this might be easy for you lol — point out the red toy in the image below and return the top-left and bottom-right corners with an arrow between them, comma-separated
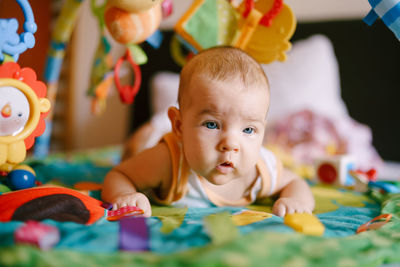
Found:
14,220 -> 60,250
107,206 -> 144,221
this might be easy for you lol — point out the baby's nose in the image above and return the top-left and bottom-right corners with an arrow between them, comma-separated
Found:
218,135 -> 239,152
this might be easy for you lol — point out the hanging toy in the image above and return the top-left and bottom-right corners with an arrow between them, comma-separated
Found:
172,0 -> 238,65
364,0 -> 400,41
88,0 -> 115,115
113,48 -> 142,104
234,0 -> 296,63
0,0 -> 37,62
103,0 -> 170,104
0,62 -> 51,179
105,0 -> 164,14
0,0 -> 50,189
104,0 -> 163,45
88,0 -> 173,112
173,0 -> 296,65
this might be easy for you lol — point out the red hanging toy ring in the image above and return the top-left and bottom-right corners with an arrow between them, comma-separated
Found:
114,49 -> 142,104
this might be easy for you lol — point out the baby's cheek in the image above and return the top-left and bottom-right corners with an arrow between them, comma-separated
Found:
244,143 -> 261,161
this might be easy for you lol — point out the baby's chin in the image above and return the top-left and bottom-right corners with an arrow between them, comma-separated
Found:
204,173 -> 239,186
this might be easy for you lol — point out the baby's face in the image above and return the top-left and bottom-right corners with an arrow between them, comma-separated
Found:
179,75 -> 269,185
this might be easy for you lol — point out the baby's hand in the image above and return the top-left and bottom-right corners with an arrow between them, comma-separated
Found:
112,192 -> 152,217
272,197 -> 313,217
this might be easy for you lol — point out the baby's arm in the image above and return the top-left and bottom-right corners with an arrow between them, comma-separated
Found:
101,142 -> 172,217
102,170 -> 152,216
272,168 -> 315,217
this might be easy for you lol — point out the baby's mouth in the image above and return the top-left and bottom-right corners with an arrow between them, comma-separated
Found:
221,161 -> 233,167
216,161 -> 234,174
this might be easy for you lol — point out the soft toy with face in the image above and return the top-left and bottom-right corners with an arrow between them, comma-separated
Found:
0,86 -> 30,136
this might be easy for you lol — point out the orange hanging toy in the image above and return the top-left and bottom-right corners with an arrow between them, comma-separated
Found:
103,0 -> 165,104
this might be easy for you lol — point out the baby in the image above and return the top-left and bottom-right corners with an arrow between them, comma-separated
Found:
102,46 -> 315,217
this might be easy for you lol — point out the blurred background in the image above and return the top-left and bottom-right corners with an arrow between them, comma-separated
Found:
1,0 -> 398,164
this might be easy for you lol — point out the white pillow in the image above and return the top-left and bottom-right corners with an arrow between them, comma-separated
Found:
150,72 -> 179,114
263,34 -> 349,122
137,72 -> 179,151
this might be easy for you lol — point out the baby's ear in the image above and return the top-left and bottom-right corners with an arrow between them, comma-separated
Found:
168,107 -> 183,140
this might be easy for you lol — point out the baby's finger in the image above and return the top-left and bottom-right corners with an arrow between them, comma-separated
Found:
113,203 -> 119,211
135,197 -> 151,217
272,203 -> 286,217
285,205 -> 295,215
303,207 -> 313,214
291,203 -> 303,214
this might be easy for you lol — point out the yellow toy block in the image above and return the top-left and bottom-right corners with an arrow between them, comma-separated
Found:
284,213 -> 325,236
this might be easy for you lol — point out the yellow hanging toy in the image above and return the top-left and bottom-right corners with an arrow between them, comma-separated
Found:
0,62 -> 51,173
174,0 -> 296,64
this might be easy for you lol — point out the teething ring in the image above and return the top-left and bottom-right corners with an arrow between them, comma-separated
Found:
356,213 -> 392,234
113,49 -> 142,104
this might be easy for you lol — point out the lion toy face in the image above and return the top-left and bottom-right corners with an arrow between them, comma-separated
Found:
0,86 -> 30,137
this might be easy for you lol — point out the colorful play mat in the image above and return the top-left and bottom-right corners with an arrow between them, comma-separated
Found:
0,147 -> 400,266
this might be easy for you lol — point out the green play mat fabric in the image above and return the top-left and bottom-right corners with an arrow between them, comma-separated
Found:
0,147 -> 399,266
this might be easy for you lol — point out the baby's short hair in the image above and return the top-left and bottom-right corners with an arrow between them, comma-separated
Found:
178,46 -> 269,106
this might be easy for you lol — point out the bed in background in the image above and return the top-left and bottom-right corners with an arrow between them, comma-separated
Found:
1,18 -> 400,267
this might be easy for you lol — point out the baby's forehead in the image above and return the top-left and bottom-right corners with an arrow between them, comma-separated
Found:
186,74 -> 269,96
182,75 -> 269,110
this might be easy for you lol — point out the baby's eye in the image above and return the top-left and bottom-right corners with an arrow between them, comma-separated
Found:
203,121 -> 218,129
243,127 -> 255,134
18,112 -> 23,117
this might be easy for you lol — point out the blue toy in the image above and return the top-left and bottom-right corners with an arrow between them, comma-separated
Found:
364,0 -> 400,40
0,0 -> 37,62
7,169 -> 36,190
